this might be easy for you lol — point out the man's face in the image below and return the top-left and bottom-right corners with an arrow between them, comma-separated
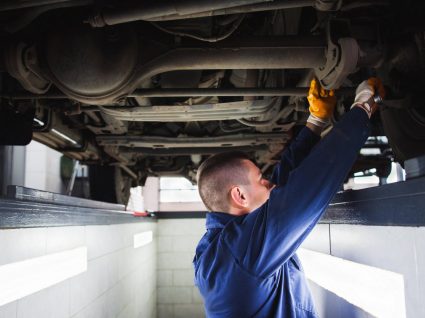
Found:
241,160 -> 275,213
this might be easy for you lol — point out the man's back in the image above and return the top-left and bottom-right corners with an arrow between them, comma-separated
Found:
194,107 -> 372,317
194,211 -> 318,317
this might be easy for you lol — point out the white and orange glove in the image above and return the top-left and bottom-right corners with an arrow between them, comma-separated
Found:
351,77 -> 385,118
307,78 -> 337,128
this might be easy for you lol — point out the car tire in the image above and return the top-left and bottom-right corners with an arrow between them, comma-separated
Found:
89,165 -> 131,205
380,101 -> 425,163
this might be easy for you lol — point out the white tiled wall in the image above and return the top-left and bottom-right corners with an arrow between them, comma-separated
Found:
0,222 -> 157,318
301,224 -> 425,318
154,220 -> 425,318
156,219 -> 205,318
2,217 -> 422,318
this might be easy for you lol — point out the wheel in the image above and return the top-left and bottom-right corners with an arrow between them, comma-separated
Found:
89,165 -> 132,204
379,33 -> 425,163
381,98 -> 425,163
114,166 -> 132,205
0,102 -> 34,145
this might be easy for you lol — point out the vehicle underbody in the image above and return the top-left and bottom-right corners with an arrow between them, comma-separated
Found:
0,0 -> 424,203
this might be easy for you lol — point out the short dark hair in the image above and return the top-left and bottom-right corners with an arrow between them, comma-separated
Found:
197,151 -> 251,212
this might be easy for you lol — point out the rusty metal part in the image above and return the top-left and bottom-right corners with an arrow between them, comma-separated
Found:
50,46 -> 326,105
86,0 -> 342,25
88,0 -> 272,27
98,99 -> 275,122
4,43 -> 51,94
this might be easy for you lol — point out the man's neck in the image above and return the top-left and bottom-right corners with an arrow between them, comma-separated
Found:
228,207 -> 250,216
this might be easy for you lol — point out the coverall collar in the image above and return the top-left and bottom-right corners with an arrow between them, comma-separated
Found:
206,212 -> 237,229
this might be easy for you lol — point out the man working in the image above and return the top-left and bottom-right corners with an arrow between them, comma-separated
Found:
193,77 -> 385,317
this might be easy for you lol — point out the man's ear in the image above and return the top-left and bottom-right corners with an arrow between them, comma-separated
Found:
229,186 -> 248,209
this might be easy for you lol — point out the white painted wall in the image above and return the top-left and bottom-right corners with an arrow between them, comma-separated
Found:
24,141 -> 65,194
0,222 -> 157,318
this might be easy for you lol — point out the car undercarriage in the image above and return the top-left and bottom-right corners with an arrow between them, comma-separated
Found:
0,0 -> 424,203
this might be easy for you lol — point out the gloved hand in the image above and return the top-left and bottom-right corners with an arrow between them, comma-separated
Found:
307,78 -> 337,128
351,77 -> 385,118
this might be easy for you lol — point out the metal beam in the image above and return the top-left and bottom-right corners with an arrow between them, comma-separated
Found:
53,46 -> 326,105
89,0 -> 279,27
128,87 -> 354,98
120,145 -> 268,156
3,86 -> 355,100
96,133 -> 289,148
146,0 -> 316,22
321,177 -> 425,226
7,185 -> 125,210
0,186 -> 154,228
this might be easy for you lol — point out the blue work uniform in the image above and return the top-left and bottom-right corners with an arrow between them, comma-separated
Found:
193,108 -> 371,317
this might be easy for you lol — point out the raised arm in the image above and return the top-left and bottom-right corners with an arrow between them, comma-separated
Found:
271,78 -> 336,186
223,79 -> 384,277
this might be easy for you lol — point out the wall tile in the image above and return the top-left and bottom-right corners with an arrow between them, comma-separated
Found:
133,271 -> 154,302
17,282 -> 69,318
135,287 -> 156,318
117,300 -> 137,318
172,236 -> 200,252
83,294 -> 113,318
157,237 -> 174,253
0,301 -> 17,318
308,280 -> 372,318
69,255 -> 113,315
158,235 -> 199,253
16,290 -> 48,318
192,287 -> 204,304
157,287 -> 192,304
45,226 -> 85,255
156,219 -> 205,315
158,253 -> 194,270
157,270 -> 173,287
157,220 -> 205,237
173,269 -> 194,286
174,304 -> 205,318
414,227 -> 425,318
24,172 -> 47,191
122,223 -> 156,249
330,225 -> 419,318
136,243 -> 155,265
300,224 -> 330,254
157,304 -> 173,318
1,222 -> 156,318
105,253 -> 120,290
0,228 -> 47,266
86,225 -> 122,260
105,284 -> 123,318
117,247 -> 134,280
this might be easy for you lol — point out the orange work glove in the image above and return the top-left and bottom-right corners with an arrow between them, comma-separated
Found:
307,78 -> 337,127
351,77 -> 385,118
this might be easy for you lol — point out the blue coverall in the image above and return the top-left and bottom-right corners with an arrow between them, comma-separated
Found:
193,107 -> 371,317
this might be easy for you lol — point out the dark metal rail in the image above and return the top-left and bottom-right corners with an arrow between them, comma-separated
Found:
3,176 -> 424,227
0,186 -> 154,228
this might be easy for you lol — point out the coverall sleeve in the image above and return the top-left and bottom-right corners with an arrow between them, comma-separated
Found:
222,108 -> 370,277
270,127 -> 320,186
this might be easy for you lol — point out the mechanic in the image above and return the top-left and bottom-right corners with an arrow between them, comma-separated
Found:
193,77 -> 385,317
